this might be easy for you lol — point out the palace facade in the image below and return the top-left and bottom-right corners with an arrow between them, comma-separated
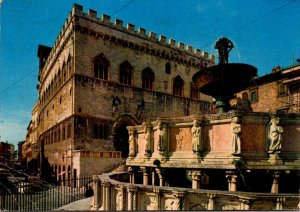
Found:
23,4 -> 215,183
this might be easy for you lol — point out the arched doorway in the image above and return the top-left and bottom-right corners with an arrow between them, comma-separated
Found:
112,114 -> 138,158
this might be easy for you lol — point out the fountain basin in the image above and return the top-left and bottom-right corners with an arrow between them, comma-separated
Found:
193,63 -> 257,97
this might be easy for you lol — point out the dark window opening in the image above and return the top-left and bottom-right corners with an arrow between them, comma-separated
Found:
94,123 -> 109,139
120,61 -> 133,85
173,75 -> 184,96
165,62 -> 171,74
190,83 -> 200,99
278,83 -> 287,96
93,53 -> 109,80
250,90 -> 258,103
142,67 -> 154,90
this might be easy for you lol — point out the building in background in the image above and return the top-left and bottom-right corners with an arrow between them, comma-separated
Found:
233,64 -> 300,113
24,4 -> 215,183
0,141 -> 15,164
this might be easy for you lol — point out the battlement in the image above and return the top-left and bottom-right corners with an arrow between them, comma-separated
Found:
72,3 -> 215,62
41,3 -> 215,79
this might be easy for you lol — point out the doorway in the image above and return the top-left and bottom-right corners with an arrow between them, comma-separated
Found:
112,114 -> 138,158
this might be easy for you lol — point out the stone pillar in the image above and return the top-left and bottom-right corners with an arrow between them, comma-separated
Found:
276,197 -> 285,210
191,171 -> 201,189
152,169 -> 156,186
127,186 -> 138,210
91,175 -> 101,210
141,167 -> 149,185
155,168 -> 164,187
271,172 -> 280,193
239,197 -> 253,210
102,181 -> 111,211
207,194 -> 216,210
128,166 -> 135,184
115,185 -> 125,211
172,191 -> 185,210
226,171 -> 238,192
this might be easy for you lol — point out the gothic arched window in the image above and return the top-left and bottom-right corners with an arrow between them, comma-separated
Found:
119,61 -> 133,85
165,62 -> 171,74
93,53 -> 109,80
173,75 -> 184,96
142,67 -> 154,90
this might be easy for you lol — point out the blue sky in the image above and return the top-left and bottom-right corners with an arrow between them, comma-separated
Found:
0,0 -> 300,148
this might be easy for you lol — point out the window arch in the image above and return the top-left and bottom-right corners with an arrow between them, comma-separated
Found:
67,56 -> 72,78
93,53 -> 109,80
119,61 -> 133,85
62,62 -> 67,83
173,75 -> 184,96
165,62 -> 171,74
142,67 -> 154,90
190,83 -> 200,99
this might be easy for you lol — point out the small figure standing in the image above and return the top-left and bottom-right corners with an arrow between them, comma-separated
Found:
128,129 -> 136,157
158,121 -> 167,153
268,117 -> 283,153
192,119 -> 203,153
231,116 -> 241,155
144,126 -> 151,154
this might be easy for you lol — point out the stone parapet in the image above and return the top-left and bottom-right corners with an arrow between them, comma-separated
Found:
92,172 -> 299,211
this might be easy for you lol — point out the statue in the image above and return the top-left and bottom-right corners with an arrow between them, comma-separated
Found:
215,37 -> 234,64
231,116 -> 241,155
268,117 -> 283,153
128,129 -> 136,157
112,95 -> 121,114
144,125 -> 151,154
192,119 -> 203,153
158,121 -> 167,153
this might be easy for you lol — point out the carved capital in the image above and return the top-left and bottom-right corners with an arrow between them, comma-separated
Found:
191,170 -> 202,181
127,186 -> 138,193
172,191 -> 185,199
207,193 -> 217,199
153,188 -> 160,194
92,175 -> 99,183
140,167 -> 149,175
101,180 -> 111,187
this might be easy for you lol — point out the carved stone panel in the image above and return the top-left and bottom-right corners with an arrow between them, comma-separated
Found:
185,194 -> 208,210
169,127 -> 192,152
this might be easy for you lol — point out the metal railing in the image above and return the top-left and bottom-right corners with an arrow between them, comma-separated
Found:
0,176 -> 92,211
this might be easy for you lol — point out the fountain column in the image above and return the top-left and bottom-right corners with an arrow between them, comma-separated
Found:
191,170 -> 201,189
91,175 -> 101,210
207,194 -> 216,210
271,171 -> 281,193
226,171 -> 238,192
141,167 -> 149,185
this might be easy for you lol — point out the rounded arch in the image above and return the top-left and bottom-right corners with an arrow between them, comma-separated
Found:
112,114 -> 138,158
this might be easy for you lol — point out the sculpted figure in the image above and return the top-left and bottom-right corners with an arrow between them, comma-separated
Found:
231,117 -> 241,155
158,122 -> 167,153
269,117 -> 283,153
144,126 -> 151,154
192,119 -> 202,153
128,130 -> 136,157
